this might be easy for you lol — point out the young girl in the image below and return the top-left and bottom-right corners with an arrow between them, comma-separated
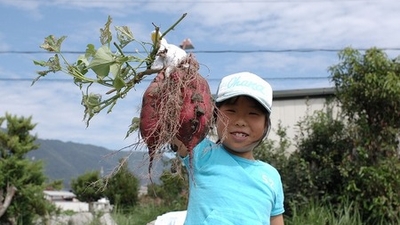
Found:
173,72 -> 285,225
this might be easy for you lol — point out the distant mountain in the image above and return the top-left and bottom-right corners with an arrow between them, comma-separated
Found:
27,139 -> 169,190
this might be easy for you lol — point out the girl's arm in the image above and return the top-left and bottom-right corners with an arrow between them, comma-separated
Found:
270,214 -> 284,225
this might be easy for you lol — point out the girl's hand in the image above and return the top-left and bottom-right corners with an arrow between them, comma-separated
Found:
171,137 -> 188,158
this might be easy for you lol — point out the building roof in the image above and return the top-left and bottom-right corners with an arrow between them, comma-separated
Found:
44,190 -> 76,198
274,87 -> 336,100
211,87 -> 336,101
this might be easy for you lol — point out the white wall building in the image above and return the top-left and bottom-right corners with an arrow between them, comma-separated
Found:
269,87 -> 336,152
43,190 -> 112,213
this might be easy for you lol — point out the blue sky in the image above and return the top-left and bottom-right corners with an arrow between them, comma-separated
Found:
1,0 -> 400,150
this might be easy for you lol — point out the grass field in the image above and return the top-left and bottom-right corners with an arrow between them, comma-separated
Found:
111,200 -> 379,225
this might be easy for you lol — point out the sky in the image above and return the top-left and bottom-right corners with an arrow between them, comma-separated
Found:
1,0 -> 400,151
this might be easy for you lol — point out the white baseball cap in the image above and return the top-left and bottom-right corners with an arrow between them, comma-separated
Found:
215,72 -> 273,113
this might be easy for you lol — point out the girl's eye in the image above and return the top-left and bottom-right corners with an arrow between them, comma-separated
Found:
249,111 -> 263,116
221,108 -> 236,114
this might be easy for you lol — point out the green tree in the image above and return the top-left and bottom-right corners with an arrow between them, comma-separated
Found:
0,113 -> 55,225
262,47 -> 400,224
71,158 -> 140,210
329,47 -> 400,223
71,170 -> 104,203
330,47 -> 400,160
45,179 -> 64,191
103,158 -> 140,209
147,157 -> 188,211
254,121 -> 291,172
280,47 -> 400,223
286,105 -> 351,208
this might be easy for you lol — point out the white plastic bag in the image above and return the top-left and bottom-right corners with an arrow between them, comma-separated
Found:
154,210 -> 187,225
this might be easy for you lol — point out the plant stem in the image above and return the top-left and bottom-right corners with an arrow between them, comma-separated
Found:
160,13 -> 187,40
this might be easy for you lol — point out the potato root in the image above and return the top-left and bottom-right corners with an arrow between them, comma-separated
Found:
139,54 -> 213,173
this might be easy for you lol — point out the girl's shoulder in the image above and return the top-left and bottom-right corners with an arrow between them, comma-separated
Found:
256,160 -> 282,178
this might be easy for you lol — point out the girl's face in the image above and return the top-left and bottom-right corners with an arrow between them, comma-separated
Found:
216,96 -> 268,159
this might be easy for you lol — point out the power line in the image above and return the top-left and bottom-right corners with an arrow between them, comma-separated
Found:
191,48 -> 400,53
0,76 -> 330,82
2,48 -> 400,55
6,0 -> 380,3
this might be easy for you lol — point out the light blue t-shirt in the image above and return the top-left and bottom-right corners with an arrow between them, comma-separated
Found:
182,138 -> 285,225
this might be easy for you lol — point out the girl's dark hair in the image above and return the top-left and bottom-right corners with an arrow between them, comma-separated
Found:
215,96 -> 270,117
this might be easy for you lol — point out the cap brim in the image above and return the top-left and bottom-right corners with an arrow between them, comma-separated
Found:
216,91 -> 271,114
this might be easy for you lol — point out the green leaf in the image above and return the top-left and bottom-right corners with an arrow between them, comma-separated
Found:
100,16 -> 112,45
89,45 -> 114,67
110,63 -> 121,78
88,45 -> 115,78
77,55 -> 90,67
82,93 -> 102,125
33,54 -> 61,74
33,60 -> 48,67
87,93 -> 102,106
85,44 -> 96,58
40,35 -> 67,52
76,56 -> 89,76
126,117 -> 140,138
115,26 -> 134,48
91,64 -> 110,79
113,76 -> 126,90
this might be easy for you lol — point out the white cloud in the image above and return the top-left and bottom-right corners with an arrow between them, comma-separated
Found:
0,0 -> 40,11
0,78 -> 148,150
2,0 -> 400,149
174,1 -> 400,49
